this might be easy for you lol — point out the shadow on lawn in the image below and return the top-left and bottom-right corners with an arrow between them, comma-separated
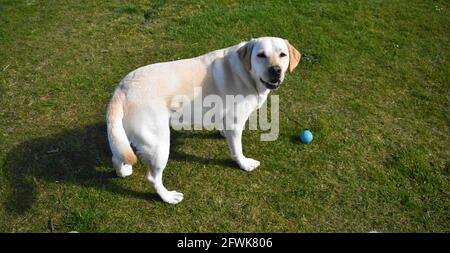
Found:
3,122 -> 234,214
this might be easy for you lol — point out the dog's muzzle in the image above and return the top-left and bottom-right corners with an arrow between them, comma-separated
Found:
260,78 -> 281,90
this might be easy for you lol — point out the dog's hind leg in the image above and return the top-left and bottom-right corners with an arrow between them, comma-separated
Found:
143,133 -> 183,204
112,155 -> 133,178
134,114 -> 183,204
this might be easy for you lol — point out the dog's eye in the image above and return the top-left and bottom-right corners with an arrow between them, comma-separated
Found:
257,53 -> 266,58
280,52 -> 287,57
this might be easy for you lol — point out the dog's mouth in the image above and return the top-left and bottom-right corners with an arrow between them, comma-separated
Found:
260,78 -> 280,90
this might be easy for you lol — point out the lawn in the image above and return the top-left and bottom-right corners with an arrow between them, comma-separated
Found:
0,0 -> 448,232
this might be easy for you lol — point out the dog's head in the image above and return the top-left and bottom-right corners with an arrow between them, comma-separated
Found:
237,37 -> 301,90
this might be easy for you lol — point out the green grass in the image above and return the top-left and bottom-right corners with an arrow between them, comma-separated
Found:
0,0 -> 449,232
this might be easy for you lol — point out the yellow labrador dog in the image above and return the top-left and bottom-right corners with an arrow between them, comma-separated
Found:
107,37 -> 300,204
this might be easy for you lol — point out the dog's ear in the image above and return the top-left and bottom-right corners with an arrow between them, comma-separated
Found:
285,40 -> 301,72
237,40 -> 255,71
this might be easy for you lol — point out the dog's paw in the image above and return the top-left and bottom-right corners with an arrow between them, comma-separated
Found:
116,163 -> 133,178
160,190 -> 184,204
237,157 -> 260,172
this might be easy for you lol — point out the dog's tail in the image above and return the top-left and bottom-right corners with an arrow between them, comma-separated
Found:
106,89 -> 137,165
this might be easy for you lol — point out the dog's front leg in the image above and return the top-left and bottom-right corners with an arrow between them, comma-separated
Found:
223,126 -> 260,172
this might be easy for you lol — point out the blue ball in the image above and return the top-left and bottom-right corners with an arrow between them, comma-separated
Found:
299,130 -> 313,143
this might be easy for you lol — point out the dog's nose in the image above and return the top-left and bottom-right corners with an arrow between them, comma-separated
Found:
268,66 -> 282,79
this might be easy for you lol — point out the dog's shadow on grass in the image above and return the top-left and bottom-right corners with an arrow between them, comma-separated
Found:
3,122 -> 234,214
170,131 -> 236,168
